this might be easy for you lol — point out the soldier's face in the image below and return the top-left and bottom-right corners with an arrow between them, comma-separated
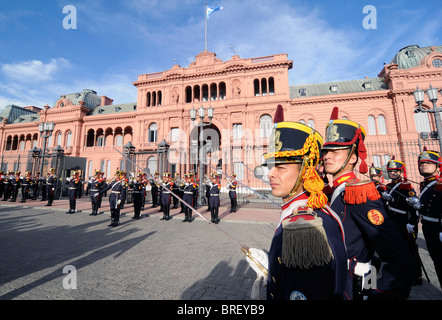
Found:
388,169 -> 401,180
419,161 -> 438,177
370,175 -> 382,183
268,163 -> 301,199
322,148 -> 357,176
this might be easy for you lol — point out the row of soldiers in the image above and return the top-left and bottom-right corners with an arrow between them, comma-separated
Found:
149,171 -> 237,224
83,169 -> 238,227
0,168 -> 58,205
368,148 -> 442,289
245,105 -> 442,300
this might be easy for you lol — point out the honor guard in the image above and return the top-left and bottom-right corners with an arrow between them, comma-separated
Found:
321,107 -> 414,300
130,172 -> 146,220
247,119 -> 347,300
96,170 -> 123,227
227,173 -> 238,213
369,164 -> 387,197
0,171 -> 4,199
45,168 -> 57,206
182,173 -> 197,222
2,171 -> 13,201
89,170 -> 104,216
206,173 -> 212,211
120,171 -> 128,209
150,171 -> 159,208
160,172 -> 173,221
383,157 -> 422,284
66,171 -> 81,214
20,171 -> 32,203
32,172 -> 40,200
141,172 -> 148,210
209,173 -> 220,224
39,172 -> 47,201
10,171 -> 21,202
417,148 -> 442,288
172,172 -> 180,209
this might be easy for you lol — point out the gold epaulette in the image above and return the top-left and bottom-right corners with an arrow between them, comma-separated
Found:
344,179 -> 381,205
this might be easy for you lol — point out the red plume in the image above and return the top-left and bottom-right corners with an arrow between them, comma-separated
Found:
274,104 -> 284,123
330,107 -> 339,120
423,146 -> 427,151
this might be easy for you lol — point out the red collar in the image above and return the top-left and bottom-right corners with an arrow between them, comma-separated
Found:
332,172 -> 356,188
281,192 -> 309,210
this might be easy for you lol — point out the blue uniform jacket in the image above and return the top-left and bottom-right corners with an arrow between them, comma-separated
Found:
329,172 -> 415,300
267,193 -> 347,300
98,180 -> 122,209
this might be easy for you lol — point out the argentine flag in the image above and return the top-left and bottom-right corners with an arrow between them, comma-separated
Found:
206,5 -> 223,19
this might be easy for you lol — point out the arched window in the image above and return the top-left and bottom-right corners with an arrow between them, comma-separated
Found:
157,91 -> 162,106
219,82 -> 226,100
56,131 -> 62,146
254,79 -> 260,96
269,77 -> 275,95
185,86 -> 192,103
148,123 -> 158,143
202,84 -> 209,101
66,131 -> 72,146
377,115 -> 387,135
367,115 -> 376,135
259,115 -> 273,138
307,119 -> 315,129
414,109 -> 432,133
261,78 -> 268,96
210,83 -> 217,101
193,85 -> 200,102
146,92 -> 151,107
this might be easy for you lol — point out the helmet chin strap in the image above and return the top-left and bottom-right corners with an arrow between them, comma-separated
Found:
329,144 -> 356,177
282,157 -> 308,200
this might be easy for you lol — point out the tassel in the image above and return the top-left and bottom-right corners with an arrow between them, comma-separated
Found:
344,181 -> 380,204
282,213 -> 334,269
303,166 -> 327,209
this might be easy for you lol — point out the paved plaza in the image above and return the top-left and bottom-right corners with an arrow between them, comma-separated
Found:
0,198 -> 441,301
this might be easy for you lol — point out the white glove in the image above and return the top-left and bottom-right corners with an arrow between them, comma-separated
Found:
52,188 -> 55,191
439,232 -> 442,243
94,193 -> 99,197
245,248 -> 269,278
406,224 -> 415,234
117,199 -> 121,205
245,248 -> 268,300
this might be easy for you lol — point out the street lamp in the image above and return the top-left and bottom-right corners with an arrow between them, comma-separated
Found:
38,122 -> 55,174
413,85 -> 442,153
190,105 -> 214,207
123,141 -> 136,173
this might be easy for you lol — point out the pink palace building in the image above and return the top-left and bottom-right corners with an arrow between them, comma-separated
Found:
1,44 -> 442,189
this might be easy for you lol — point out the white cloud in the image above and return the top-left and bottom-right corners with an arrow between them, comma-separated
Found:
1,58 -> 71,82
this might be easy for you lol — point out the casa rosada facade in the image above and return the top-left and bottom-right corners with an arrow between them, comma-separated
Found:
1,45 -> 442,185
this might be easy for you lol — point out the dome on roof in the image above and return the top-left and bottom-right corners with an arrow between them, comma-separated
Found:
390,45 -> 442,69
52,89 -> 102,109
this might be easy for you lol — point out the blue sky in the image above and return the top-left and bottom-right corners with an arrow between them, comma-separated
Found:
0,0 -> 441,108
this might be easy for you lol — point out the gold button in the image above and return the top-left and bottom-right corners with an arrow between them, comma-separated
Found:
278,257 -> 282,264
272,276 -> 276,283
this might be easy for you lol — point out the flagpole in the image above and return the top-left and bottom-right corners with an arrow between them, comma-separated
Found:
205,3 -> 208,51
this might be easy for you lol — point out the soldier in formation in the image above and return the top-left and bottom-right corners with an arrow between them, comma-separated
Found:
321,107 -> 415,300
66,170 -> 81,214
417,147 -> 442,288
